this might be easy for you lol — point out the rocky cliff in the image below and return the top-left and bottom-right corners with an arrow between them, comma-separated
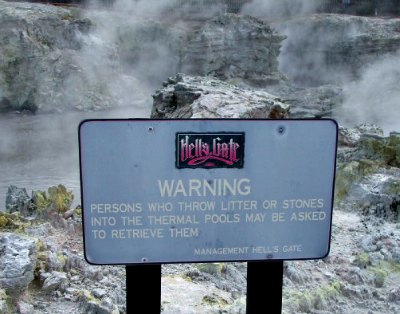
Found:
1,124 -> 400,313
2,2 -> 399,117
0,1 -> 92,112
0,0 -> 150,113
180,13 -> 286,86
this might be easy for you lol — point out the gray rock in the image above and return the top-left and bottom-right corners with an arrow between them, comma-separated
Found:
389,287 -> 400,302
5,185 -> 31,214
181,13 -> 287,86
267,83 -> 342,119
339,266 -> 374,286
64,252 -> 86,272
0,1 -> 96,113
92,288 -> 107,299
151,72 -> 342,120
25,222 -> 54,238
0,299 -> 7,313
0,233 -> 36,292
42,271 -> 68,291
359,235 -> 378,252
369,252 -> 385,266
392,248 -> 400,262
83,300 -> 119,314
87,266 -> 104,281
349,171 -> 400,221
63,207 -> 76,220
80,292 -> 120,314
335,126 -> 400,214
338,124 -> 384,147
151,73 -> 290,119
0,0 -> 148,113
45,251 -> 61,272
17,300 -> 34,314
284,263 -> 308,284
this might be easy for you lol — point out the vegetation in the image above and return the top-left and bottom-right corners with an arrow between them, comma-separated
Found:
32,184 -> 74,215
291,280 -> 343,312
196,263 -> 227,276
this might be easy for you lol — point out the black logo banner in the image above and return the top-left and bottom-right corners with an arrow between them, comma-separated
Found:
176,133 -> 245,169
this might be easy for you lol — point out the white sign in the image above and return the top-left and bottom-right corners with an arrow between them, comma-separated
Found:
79,119 -> 338,265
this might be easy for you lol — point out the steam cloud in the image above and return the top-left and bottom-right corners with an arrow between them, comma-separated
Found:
241,0 -> 322,19
241,0 -> 400,133
75,0 -> 184,117
336,51 -> 400,134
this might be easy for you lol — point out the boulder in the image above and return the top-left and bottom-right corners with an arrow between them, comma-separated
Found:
339,130 -> 400,167
79,290 -> 120,314
151,74 -> 290,119
5,185 -> 31,214
17,301 -> 34,314
0,233 -> 36,293
335,125 -> 400,221
338,123 -> 384,147
351,172 -> 400,222
42,271 -> 68,291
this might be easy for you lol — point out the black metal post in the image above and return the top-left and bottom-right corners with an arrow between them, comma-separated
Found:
246,260 -> 284,314
126,264 -> 162,314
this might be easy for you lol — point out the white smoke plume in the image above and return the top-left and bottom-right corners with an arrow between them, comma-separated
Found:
241,0 -> 322,20
70,0 -> 185,117
336,51 -> 400,134
241,1 -> 400,133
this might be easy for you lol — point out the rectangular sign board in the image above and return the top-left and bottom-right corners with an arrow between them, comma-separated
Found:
79,119 -> 338,265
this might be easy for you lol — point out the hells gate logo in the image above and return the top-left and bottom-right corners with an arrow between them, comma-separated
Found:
176,133 -> 245,168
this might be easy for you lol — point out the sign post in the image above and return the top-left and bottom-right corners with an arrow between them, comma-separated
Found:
126,264 -> 161,313
247,260 -> 283,313
79,119 -> 338,312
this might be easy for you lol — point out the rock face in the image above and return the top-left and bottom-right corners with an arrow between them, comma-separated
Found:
181,14 -> 287,86
0,1 -> 149,113
1,2 -> 400,114
0,2 -> 289,113
151,74 -> 290,119
0,1 -> 93,113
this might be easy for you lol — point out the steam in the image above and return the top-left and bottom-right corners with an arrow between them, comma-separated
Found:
335,51 -> 400,134
275,18 -> 363,87
241,1 -> 399,133
72,0 -> 184,117
103,0 -> 176,18
242,0 -> 347,86
241,0 -> 322,20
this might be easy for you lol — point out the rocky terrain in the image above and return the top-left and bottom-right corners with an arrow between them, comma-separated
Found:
1,0 -> 400,313
1,123 -> 399,314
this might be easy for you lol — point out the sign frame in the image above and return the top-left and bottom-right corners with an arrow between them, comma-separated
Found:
79,118 -> 338,265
